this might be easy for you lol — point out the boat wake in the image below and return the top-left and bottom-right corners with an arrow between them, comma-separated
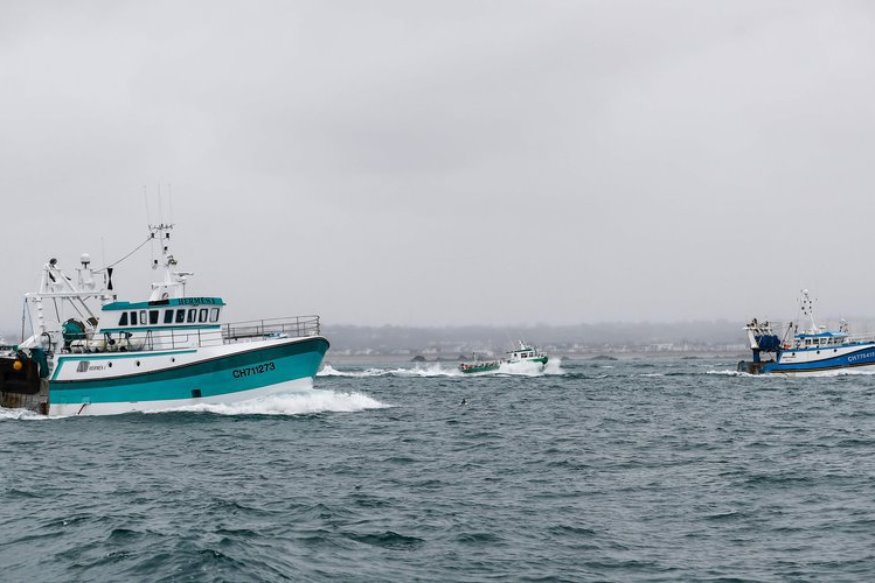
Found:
706,370 -> 753,377
146,388 -> 389,416
318,364 -> 460,378
0,407 -> 56,421
805,368 -> 875,377
318,359 -> 565,378
707,368 -> 875,378
1,389 -> 388,420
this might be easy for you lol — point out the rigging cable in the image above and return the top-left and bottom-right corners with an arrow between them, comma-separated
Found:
95,236 -> 152,272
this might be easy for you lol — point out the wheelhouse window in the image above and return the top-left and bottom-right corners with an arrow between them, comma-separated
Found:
187,309 -> 197,323
175,309 -> 186,324
209,308 -> 220,323
199,308 -> 208,323
130,311 -> 138,326
118,312 -> 128,326
149,310 -> 159,325
139,310 -> 147,325
164,310 -> 174,324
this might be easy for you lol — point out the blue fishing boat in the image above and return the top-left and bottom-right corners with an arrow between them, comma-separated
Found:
0,223 -> 329,415
737,290 -> 875,375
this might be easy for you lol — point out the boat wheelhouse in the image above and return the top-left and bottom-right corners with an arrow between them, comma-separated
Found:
0,222 -> 329,415
506,342 -> 549,366
737,290 -> 875,375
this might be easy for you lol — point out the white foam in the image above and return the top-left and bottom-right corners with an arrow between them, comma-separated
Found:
708,367 -> 875,378
543,357 -> 565,375
816,369 -> 875,377
144,388 -> 388,416
319,363 -> 463,378
1,388 -> 387,420
0,407 -> 57,421
495,359 -> 548,377
706,370 -> 754,377
775,368 -> 875,378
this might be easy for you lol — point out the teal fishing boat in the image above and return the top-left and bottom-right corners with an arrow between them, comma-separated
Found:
0,222 -> 329,416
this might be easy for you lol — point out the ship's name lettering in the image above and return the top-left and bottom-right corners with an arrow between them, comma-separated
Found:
76,361 -> 106,373
233,362 -> 276,378
178,297 -> 221,305
847,352 -> 875,363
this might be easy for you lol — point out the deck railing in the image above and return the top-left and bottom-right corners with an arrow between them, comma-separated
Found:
222,315 -> 321,343
62,315 -> 321,354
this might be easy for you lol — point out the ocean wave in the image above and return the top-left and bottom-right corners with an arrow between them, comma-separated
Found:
800,368 -> 875,378
707,368 -> 875,378
706,370 -> 753,377
542,358 -> 565,376
1,389 -> 388,420
0,407 -> 56,421
317,364 -> 458,378
144,389 -> 388,416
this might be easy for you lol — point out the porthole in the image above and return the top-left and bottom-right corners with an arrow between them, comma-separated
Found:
136,361 -> 141,367
171,357 -> 176,363
108,362 -> 113,368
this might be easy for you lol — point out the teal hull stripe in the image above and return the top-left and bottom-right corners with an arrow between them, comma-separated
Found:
49,338 -> 329,404
51,350 -> 199,381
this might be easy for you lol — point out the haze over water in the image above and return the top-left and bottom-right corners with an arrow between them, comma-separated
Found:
5,2 -> 875,328
3,358 -> 874,581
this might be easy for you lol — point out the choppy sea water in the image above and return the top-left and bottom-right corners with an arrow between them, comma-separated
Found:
3,357 -> 875,581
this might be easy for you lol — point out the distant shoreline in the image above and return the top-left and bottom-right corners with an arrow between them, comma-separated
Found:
324,350 -> 747,365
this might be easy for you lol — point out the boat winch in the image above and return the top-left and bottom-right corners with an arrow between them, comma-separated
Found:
0,349 -> 50,411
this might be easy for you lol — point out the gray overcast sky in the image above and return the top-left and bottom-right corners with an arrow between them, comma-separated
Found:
2,1 -> 875,328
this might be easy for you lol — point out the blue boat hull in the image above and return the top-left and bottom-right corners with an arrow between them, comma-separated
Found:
739,345 -> 875,375
48,337 -> 329,415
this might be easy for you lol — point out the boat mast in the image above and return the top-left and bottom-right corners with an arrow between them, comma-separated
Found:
148,222 -> 193,301
799,289 -> 817,333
